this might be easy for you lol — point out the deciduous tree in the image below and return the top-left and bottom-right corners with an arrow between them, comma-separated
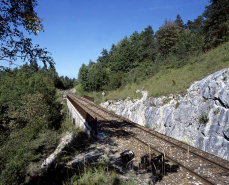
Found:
156,20 -> 180,57
0,0 -> 54,69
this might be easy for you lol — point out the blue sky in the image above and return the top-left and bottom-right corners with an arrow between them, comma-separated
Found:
4,0 -> 210,78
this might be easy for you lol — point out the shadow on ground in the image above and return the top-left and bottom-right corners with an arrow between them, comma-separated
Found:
26,119 -> 179,185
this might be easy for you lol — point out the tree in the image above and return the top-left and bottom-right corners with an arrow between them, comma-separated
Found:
0,0 -> 54,69
87,63 -> 108,91
176,30 -> 203,59
156,20 -> 180,57
140,25 -> 157,62
185,16 -> 204,33
108,37 -> 134,73
78,64 -> 89,91
203,0 -> 229,48
175,14 -> 184,29
193,16 -> 204,33
97,49 -> 109,68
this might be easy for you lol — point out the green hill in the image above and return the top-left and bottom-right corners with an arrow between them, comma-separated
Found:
77,41 -> 229,104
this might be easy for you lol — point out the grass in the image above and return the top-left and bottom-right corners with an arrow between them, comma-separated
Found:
76,42 -> 229,104
145,124 -> 151,128
182,140 -> 190,145
175,102 -> 180,109
199,113 -> 209,125
213,108 -> 220,115
64,159 -> 126,185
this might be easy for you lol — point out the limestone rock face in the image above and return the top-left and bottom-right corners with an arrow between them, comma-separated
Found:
101,68 -> 229,160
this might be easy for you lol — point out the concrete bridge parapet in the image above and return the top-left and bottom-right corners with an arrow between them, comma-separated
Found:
66,97 -> 92,138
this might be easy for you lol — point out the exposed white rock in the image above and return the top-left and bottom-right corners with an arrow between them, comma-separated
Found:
101,68 -> 229,160
41,132 -> 74,168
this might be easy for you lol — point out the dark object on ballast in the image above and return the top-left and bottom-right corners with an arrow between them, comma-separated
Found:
120,150 -> 135,162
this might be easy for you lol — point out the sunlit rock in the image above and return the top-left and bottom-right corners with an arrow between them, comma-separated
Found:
101,68 -> 229,160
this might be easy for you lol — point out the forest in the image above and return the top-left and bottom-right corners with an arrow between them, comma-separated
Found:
78,0 -> 229,93
0,1 -> 77,184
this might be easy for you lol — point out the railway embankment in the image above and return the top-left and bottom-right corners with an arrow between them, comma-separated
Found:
101,68 -> 229,160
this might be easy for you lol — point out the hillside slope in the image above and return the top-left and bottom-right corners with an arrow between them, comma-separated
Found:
102,67 -> 229,160
82,41 -> 229,104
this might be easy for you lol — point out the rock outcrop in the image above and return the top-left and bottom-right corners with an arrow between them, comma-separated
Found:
41,132 -> 74,168
101,68 -> 229,160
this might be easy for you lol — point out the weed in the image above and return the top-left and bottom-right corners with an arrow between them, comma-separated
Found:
150,102 -> 156,107
64,163 -> 125,185
182,140 -> 190,145
152,125 -> 157,131
199,113 -> 209,125
175,102 -> 180,109
109,109 -> 115,114
203,97 -> 207,103
162,97 -> 172,105
145,124 -> 151,129
213,108 -> 220,115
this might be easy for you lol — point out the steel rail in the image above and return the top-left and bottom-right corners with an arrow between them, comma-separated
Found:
67,94 -> 218,185
79,95 -> 229,174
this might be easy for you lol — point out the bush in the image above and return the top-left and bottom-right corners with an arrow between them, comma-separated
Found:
1,149 -> 28,185
145,124 -> 151,128
199,113 -> 209,125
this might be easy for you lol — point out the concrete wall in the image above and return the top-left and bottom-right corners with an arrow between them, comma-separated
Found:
67,98 -> 92,138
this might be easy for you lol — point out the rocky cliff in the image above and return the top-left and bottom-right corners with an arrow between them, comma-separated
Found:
101,68 -> 229,160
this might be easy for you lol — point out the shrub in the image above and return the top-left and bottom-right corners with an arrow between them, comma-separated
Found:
145,124 -> 151,128
1,148 -> 28,185
199,113 -> 209,125
213,108 -> 220,115
175,102 -> 180,109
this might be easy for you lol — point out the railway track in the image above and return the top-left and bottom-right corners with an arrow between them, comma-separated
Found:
67,93 -> 229,184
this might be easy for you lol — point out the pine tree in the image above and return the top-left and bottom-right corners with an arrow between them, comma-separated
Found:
175,14 -> 185,29
203,0 -> 229,48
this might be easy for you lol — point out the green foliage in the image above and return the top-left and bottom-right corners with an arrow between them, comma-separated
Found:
0,0 -> 54,70
78,25 -> 156,92
185,16 -> 204,33
78,63 -> 89,91
203,0 -> 229,49
97,49 -> 109,68
175,30 -> 203,60
175,102 -> 180,109
87,63 -> 108,91
0,128 -> 59,185
182,140 -> 190,145
1,148 -> 28,185
77,1 -> 229,102
155,19 -> 180,57
162,97 -> 172,105
108,37 -> 134,73
103,41 -> 229,101
213,108 -> 220,115
175,14 -> 185,30
145,124 -> 151,128
199,113 -> 209,125
0,64 -> 67,184
64,163 -> 126,185
108,71 -> 126,90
